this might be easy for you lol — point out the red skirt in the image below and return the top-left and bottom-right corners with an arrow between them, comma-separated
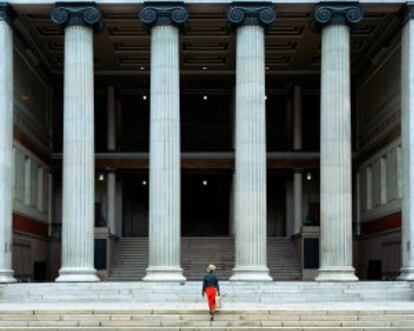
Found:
204,286 -> 217,310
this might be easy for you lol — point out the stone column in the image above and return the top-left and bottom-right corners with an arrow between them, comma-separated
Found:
51,4 -> 103,282
314,3 -> 362,281
107,86 -> 116,151
399,4 -> 414,280
106,171 -> 116,234
115,181 -> 123,237
293,172 -> 302,234
106,86 -> 117,235
0,4 -> 16,284
293,85 -> 303,235
228,4 -> 275,281
140,4 -> 188,282
229,174 -> 235,236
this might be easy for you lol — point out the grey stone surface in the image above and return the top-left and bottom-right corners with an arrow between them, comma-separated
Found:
0,19 -> 16,284
144,24 -> 185,282
0,299 -> 412,329
400,8 -> 414,281
316,22 -> 357,282
0,281 -> 412,305
231,23 -> 272,282
56,24 -> 98,283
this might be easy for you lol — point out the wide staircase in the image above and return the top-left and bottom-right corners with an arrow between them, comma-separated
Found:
109,237 -> 301,281
1,306 -> 414,329
0,282 -> 413,329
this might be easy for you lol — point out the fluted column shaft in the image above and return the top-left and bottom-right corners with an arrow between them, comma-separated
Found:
50,4 -> 102,282
0,5 -> 16,283
141,10 -> 186,280
227,4 -> 275,281
314,3 -> 362,281
399,5 -> 414,280
56,24 -> 98,282
230,23 -> 272,282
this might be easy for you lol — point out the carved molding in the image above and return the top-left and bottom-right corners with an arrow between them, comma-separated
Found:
50,2 -> 103,32
139,2 -> 188,30
227,3 -> 276,29
314,2 -> 363,28
0,3 -> 16,26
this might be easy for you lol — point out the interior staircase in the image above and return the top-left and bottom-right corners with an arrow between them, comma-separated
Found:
109,237 -> 301,281
109,237 -> 148,281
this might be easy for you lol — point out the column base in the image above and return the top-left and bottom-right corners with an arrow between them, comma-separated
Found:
0,270 -> 16,283
56,268 -> 99,282
230,266 -> 273,281
315,266 -> 358,282
143,267 -> 186,282
398,267 -> 414,281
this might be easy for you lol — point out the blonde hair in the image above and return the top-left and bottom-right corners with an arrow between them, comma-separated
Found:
206,264 -> 216,272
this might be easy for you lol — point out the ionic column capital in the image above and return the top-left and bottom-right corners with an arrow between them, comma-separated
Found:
399,3 -> 414,26
50,2 -> 104,32
314,2 -> 363,28
0,3 -> 16,26
227,2 -> 276,30
139,2 -> 188,31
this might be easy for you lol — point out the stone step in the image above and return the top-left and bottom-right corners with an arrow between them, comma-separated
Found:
0,308 -> 413,329
2,282 -> 411,304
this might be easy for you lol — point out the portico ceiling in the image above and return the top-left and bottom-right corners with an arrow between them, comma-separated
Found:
14,3 -> 400,77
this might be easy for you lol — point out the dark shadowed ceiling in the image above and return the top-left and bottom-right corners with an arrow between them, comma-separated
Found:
14,3 -> 401,77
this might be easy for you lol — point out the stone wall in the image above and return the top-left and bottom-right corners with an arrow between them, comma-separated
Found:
13,232 -> 49,281
357,140 -> 401,225
13,141 -> 50,223
11,31 -> 53,281
357,48 -> 400,153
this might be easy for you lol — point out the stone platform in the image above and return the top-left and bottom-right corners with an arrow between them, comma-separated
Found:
0,281 -> 412,303
0,282 -> 413,329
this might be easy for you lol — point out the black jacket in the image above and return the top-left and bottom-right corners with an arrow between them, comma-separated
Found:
202,272 -> 220,296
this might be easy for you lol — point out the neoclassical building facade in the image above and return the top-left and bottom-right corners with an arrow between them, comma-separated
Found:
0,0 -> 411,283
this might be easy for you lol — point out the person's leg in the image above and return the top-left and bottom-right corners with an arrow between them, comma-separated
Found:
206,288 -> 216,320
210,288 -> 217,318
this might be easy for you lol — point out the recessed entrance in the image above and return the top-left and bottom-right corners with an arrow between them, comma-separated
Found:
121,171 -> 232,237
181,171 -> 231,236
122,172 -> 149,237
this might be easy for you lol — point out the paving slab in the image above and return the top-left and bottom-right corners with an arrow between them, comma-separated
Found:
27,320 -> 79,327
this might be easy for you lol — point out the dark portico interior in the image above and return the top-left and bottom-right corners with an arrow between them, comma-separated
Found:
7,2 -> 405,280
